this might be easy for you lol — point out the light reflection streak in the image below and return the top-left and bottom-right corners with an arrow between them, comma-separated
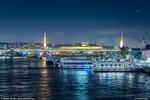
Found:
40,57 -> 51,100
127,73 -> 134,87
63,69 -> 90,100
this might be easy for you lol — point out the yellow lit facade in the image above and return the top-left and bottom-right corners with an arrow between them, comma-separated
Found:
81,41 -> 89,47
61,41 -> 103,50
60,46 -> 103,50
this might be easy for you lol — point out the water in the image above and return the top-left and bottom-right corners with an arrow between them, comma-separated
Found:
0,58 -> 150,100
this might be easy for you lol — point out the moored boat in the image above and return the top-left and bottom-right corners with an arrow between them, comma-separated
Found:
93,58 -> 141,72
46,56 -> 54,65
142,58 -> 150,73
58,57 -> 94,69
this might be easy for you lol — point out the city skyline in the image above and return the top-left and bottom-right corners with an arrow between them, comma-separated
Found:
0,0 -> 150,47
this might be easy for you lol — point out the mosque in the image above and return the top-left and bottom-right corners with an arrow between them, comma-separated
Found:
43,30 -> 124,50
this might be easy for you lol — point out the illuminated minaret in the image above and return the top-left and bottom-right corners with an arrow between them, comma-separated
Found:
142,36 -> 146,49
44,30 -> 47,49
120,29 -> 124,48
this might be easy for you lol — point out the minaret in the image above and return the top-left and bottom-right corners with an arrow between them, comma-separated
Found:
142,36 -> 146,49
44,30 -> 47,49
120,29 -> 124,48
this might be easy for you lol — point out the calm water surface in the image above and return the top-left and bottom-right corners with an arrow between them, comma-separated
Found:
0,58 -> 150,100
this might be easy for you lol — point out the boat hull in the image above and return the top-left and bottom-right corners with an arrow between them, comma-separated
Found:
142,66 -> 150,73
58,65 -> 93,69
46,60 -> 54,65
58,57 -> 94,69
94,66 -> 141,72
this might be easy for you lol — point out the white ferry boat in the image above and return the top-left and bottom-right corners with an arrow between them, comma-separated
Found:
93,58 -> 141,72
58,57 -> 94,68
142,58 -> 150,73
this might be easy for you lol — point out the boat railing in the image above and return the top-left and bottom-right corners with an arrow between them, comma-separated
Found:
142,63 -> 150,67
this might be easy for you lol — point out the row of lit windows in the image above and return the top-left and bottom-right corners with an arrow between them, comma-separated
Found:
99,64 -> 133,67
63,62 -> 93,65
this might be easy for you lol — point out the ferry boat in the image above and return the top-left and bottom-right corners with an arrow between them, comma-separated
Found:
58,57 -> 94,68
142,58 -> 150,73
93,58 -> 141,72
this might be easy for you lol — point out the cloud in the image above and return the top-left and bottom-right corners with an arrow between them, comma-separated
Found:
93,28 -> 120,35
124,36 -> 142,48
52,32 -> 64,35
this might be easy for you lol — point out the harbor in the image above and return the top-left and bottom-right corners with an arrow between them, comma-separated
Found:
0,57 -> 150,100
0,31 -> 150,100
1,0 -> 150,99
1,39 -> 150,74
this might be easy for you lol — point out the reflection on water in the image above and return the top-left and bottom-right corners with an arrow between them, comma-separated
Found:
0,58 -> 150,100
40,57 -> 51,100
42,57 -> 47,68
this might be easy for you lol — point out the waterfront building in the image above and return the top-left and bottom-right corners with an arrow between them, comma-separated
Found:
142,50 -> 150,59
60,41 -> 103,50
141,36 -> 150,59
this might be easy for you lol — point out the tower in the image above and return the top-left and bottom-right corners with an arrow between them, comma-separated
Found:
120,29 -> 124,48
44,30 -> 47,49
142,36 -> 146,49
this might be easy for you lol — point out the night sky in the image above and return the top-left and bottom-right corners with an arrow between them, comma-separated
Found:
0,0 -> 150,47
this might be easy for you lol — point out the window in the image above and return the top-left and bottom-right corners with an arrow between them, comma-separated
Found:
88,62 -> 93,64
118,64 -> 121,67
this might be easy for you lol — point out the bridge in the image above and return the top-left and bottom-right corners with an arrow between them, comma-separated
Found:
0,48 -> 120,52
0,31 -> 122,53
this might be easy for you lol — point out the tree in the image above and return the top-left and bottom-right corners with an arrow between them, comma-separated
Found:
134,53 -> 141,60
120,46 -> 129,58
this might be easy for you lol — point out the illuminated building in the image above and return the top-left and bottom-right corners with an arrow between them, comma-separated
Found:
60,41 -> 103,50
81,41 -> 89,47
142,50 -> 150,59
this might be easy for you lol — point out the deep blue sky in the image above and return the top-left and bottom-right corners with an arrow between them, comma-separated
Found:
0,0 -> 150,47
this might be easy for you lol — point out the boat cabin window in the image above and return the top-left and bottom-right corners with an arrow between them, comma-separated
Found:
88,62 -> 93,64
118,64 -> 121,67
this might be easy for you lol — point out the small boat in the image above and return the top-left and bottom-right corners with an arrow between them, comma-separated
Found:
26,54 -> 39,58
27,55 -> 34,58
46,57 -> 54,65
